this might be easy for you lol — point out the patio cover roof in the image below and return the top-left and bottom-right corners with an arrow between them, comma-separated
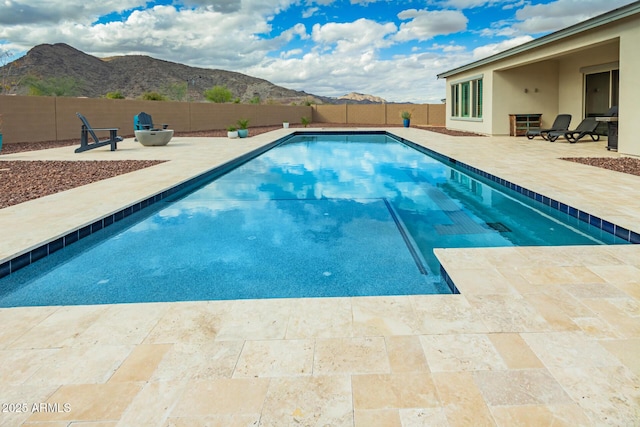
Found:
437,1 -> 640,79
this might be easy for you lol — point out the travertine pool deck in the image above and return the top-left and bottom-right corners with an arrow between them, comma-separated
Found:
0,128 -> 638,426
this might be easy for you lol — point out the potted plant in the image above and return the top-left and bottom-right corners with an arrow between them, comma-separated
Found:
227,125 -> 238,139
236,119 -> 249,138
401,111 -> 411,127
283,121 -> 289,128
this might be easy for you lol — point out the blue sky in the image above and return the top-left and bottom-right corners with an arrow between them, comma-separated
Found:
0,0 -> 635,102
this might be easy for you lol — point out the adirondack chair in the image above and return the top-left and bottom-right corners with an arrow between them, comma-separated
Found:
134,112 -> 168,131
75,113 -> 123,153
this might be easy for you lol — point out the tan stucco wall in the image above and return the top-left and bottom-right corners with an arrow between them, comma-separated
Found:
0,97 -> 444,144
0,96 -> 311,143
617,22 -> 640,156
312,104 -> 444,127
492,61 -> 560,135
442,11 -> 640,155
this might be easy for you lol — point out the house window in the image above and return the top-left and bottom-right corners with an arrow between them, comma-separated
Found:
451,77 -> 483,119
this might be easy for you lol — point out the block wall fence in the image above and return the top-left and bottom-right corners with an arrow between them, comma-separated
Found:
0,95 -> 446,144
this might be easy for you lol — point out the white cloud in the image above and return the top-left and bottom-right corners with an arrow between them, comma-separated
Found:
438,0 -> 507,9
0,0 -> 143,25
396,9 -> 468,41
514,0 -> 637,34
311,18 -> 396,54
471,35 -> 533,59
302,7 -> 319,18
431,43 -> 467,52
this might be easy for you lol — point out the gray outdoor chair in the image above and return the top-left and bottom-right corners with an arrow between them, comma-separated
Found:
526,114 -> 571,140
75,112 -> 123,153
134,112 -> 168,131
547,118 -> 599,143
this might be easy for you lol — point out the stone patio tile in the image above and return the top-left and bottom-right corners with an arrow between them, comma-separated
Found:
143,301 -> 228,345
579,298 -> 640,338
563,282 -> 629,299
26,382 -> 143,423
285,297 -> 353,338
513,247 -> 585,268
398,408 -> 449,427
352,372 -> 440,410
490,404 -> 593,427
515,266 -> 598,286
487,333 -> 543,369
214,299 -> 291,341
0,348 -> 59,385
116,380 -> 187,427
0,306 -> 58,349
474,369 -> 573,406
260,375 -> 353,426
572,315 -> 625,339
599,338 -> 640,377
411,295 -> 489,334
354,409 -> 400,427
385,335 -> 429,373
535,286 -> 594,317
521,331 -> 623,369
351,296 -> 420,336
109,343 -> 172,382
170,378 -> 270,417
26,345 -> 133,385
464,294 -> 550,333
420,334 -> 507,372
8,305 -> 108,349
233,339 -> 314,378
163,415 -> 260,427
75,302 -> 169,345
0,384 -> 60,427
432,371 -> 494,426
523,292 -> 581,331
586,264 -> 640,285
313,336 -> 389,375
150,341 -> 243,381
551,365 -> 640,425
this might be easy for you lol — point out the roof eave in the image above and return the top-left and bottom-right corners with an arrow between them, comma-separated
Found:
436,1 -> 640,79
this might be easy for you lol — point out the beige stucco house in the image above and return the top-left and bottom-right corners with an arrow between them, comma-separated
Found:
437,1 -> 640,157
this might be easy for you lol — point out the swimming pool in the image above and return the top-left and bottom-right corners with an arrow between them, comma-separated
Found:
0,132 -> 630,306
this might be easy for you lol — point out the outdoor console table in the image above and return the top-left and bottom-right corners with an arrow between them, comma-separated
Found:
509,113 -> 542,136
134,129 -> 174,146
596,116 -> 618,151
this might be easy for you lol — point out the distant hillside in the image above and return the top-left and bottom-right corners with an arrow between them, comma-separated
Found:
339,92 -> 387,104
0,43 -> 388,104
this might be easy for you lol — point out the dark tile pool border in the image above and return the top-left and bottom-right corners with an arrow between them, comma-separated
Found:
1,130 -> 638,285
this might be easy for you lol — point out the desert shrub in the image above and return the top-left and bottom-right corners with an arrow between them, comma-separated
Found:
141,91 -> 166,101
106,91 -> 125,99
204,85 -> 233,103
24,75 -> 82,96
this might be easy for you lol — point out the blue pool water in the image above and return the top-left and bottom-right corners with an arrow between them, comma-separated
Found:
0,133 -> 629,306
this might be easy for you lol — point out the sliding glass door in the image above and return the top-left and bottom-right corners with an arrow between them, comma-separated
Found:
584,69 -> 619,134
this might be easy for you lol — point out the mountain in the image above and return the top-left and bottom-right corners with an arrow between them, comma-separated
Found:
339,92 -> 387,104
0,43 -> 387,104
